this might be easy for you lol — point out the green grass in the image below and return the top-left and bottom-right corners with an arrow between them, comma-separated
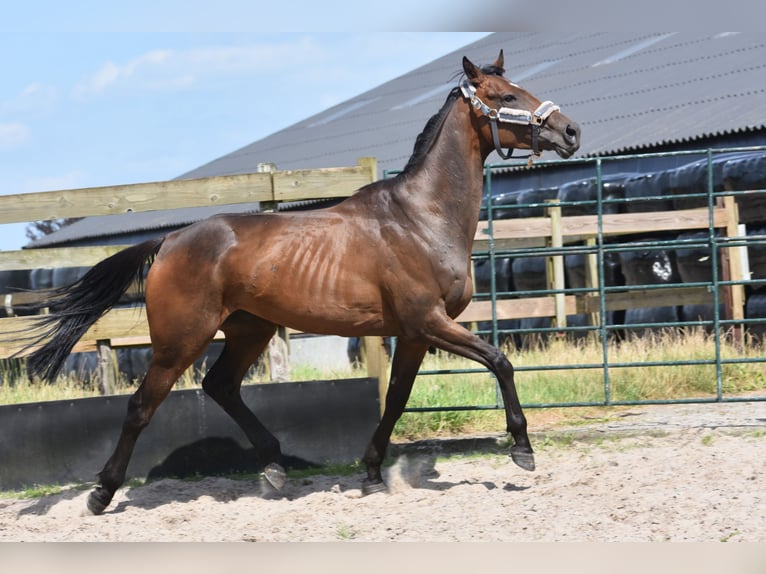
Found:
0,482 -> 91,500
391,329 -> 766,438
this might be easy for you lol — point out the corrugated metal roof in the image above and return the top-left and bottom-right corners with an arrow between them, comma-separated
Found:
180,32 -> 766,178
33,32 -> 766,246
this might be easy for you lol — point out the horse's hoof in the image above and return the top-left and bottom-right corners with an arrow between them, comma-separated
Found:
361,479 -> 388,496
263,462 -> 287,491
86,489 -> 110,515
510,448 -> 536,472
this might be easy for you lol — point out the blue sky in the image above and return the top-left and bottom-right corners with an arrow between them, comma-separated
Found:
0,8 -> 487,250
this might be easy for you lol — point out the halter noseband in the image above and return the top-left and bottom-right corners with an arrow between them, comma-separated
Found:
460,79 -> 560,162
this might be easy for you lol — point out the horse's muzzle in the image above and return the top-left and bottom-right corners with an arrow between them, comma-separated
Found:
553,120 -> 581,158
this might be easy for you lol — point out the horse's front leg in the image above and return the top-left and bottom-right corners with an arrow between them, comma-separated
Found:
421,311 -> 534,471
361,340 -> 429,495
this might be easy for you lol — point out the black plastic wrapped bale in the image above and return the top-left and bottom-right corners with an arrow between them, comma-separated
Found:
680,303 -> 725,332
518,316 -> 552,348
564,252 -> 625,336
557,173 -> 634,216
509,257 -> 549,347
474,257 -> 512,295
480,191 -> 520,221
624,170 -> 674,213
516,186 -> 559,218
668,152 -> 752,211
29,267 -> 53,291
511,256 -> 547,292
475,317 -> 522,348
114,348 -> 145,383
61,351 -> 99,382
565,252 -> 624,290
619,247 -> 681,286
619,246 -> 682,337
564,312 -> 590,341
192,341 -> 225,373
745,291 -> 766,342
722,152 -> 766,224
624,305 -> 680,338
0,269 -> 32,317
675,231 -> 719,283
52,266 -> 87,290
746,226 -> 766,290
674,231 -> 721,331
473,257 -> 519,347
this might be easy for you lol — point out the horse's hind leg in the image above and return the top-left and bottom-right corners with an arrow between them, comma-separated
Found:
200,312 -> 285,489
88,345 -> 209,515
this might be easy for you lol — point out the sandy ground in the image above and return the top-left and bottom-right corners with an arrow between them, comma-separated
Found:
1,399 -> 764,542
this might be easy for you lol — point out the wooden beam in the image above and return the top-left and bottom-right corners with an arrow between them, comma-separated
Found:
272,165 -> 374,202
473,207 -> 728,247
577,286 -> 719,314
456,296 -> 578,323
0,173 -> 273,224
0,245 -> 130,272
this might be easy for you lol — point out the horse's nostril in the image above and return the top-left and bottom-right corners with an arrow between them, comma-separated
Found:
565,124 -> 580,144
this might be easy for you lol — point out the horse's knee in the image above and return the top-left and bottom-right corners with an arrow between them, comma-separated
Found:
486,346 -> 514,376
123,394 -> 149,429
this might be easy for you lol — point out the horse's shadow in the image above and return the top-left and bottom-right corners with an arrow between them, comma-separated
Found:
111,437 -> 318,512
16,436 -> 530,517
113,437 -> 530,513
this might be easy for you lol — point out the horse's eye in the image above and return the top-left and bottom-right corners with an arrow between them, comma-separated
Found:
502,94 -> 516,104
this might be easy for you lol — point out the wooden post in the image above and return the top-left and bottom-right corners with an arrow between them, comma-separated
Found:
546,201 -> 567,330
356,157 -> 386,415
363,336 -> 389,418
356,157 -> 378,183
584,237 -> 601,335
96,339 -> 116,395
268,326 -> 290,382
721,193 -> 746,348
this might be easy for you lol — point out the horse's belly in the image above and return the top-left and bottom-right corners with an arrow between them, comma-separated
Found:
248,295 -> 389,336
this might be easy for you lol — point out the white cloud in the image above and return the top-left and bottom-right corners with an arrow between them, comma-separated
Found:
72,38 -> 318,99
0,83 -> 58,115
0,123 -> 30,149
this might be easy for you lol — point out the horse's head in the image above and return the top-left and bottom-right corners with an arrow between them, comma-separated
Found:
462,50 -> 580,160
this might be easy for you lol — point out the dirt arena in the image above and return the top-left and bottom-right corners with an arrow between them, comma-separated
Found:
1,399 -> 764,542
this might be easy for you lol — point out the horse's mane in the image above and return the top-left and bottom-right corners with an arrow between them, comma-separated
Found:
400,63 -> 506,175
400,87 -> 462,174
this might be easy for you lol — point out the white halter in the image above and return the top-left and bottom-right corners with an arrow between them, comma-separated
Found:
460,79 -> 560,160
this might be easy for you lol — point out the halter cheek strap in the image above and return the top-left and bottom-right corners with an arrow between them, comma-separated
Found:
460,79 -> 560,162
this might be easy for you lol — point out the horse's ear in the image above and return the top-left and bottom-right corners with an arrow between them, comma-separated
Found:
493,49 -> 505,72
463,56 -> 482,83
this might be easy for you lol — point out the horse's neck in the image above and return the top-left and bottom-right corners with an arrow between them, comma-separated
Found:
404,104 -> 486,241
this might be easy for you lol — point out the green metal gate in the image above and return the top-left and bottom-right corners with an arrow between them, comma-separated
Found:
402,147 -> 766,412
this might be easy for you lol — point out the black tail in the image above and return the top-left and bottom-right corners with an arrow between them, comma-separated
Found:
19,237 -> 166,382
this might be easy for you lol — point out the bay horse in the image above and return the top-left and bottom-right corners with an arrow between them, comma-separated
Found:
20,51 -> 580,514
